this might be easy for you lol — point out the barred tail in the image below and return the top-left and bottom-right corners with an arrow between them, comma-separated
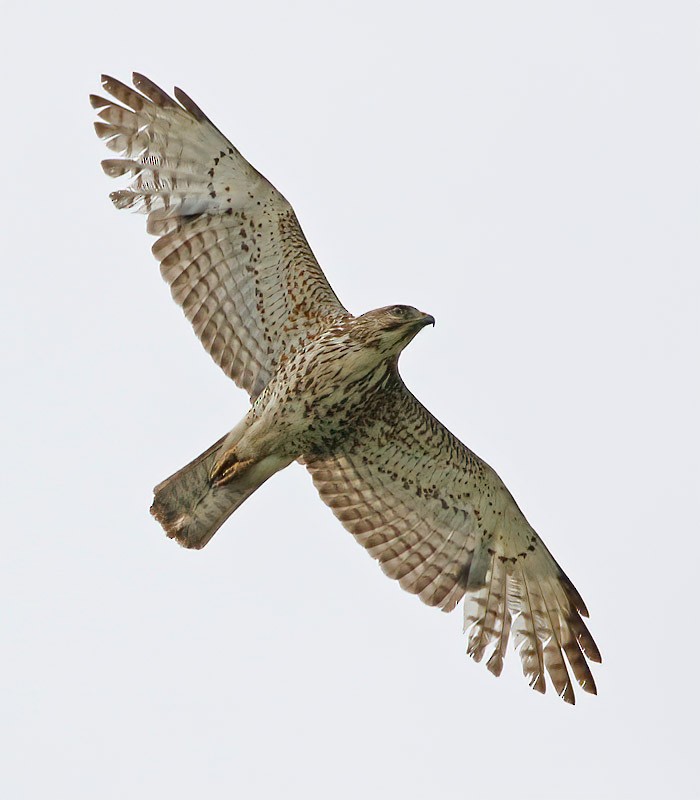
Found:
150,435 -> 260,550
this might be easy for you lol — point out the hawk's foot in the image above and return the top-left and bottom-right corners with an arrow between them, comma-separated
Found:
210,454 -> 255,487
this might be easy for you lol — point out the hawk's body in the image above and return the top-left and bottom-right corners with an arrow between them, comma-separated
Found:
92,73 -> 601,703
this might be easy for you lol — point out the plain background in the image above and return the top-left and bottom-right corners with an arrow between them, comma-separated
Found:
3,1 -> 699,798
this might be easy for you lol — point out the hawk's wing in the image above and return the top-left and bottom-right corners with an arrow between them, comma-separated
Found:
304,373 -> 601,703
92,73 -> 347,399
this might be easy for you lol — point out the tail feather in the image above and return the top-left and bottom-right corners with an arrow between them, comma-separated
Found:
151,435 -> 254,549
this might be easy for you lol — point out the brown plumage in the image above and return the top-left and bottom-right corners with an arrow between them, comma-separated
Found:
93,73 -> 601,703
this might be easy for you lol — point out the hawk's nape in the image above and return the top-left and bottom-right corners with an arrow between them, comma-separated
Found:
93,73 -> 601,704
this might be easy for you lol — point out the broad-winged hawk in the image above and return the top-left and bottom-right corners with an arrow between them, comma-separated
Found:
92,73 -> 601,703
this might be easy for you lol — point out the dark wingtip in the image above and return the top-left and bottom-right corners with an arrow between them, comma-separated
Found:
174,86 -> 209,121
132,72 -> 177,107
100,74 -> 126,94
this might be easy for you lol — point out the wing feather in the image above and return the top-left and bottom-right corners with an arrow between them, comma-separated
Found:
93,73 -> 348,399
304,373 -> 600,702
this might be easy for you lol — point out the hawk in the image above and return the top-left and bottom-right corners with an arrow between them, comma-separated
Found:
92,73 -> 600,703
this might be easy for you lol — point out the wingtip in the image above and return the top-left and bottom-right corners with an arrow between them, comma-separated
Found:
581,633 -> 602,664
561,684 -> 576,705
131,71 -> 152,92
101,159 -> 140,178
486,652 -> 504,678
132,72 -> 177,107
174,85 -> 208,121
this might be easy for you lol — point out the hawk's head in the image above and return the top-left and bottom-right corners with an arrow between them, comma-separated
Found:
352,305 -> 435,353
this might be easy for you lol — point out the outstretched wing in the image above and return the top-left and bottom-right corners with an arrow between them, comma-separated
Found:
92,73 -> 347,399
304,373 -> 601,703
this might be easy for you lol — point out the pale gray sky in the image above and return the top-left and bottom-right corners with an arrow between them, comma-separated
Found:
3,1 -> 699,798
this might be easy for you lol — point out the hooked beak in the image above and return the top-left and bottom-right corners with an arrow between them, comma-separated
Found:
420,313 -> 436,328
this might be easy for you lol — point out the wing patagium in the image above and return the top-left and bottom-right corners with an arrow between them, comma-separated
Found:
304,374 -> 601,703
92,72 -> 347,399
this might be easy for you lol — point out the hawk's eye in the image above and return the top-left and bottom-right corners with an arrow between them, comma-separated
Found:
390,305 -> 407,317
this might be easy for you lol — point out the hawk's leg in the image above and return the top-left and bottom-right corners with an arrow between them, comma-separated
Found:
210,453 -> 255,487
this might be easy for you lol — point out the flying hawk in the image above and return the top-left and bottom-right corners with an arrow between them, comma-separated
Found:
92,73 -> 601,703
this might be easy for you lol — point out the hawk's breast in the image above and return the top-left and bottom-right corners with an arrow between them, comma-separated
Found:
256,332 -> 395,456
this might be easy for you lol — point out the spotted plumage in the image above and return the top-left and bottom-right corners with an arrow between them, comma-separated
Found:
92,73 -> 601,704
